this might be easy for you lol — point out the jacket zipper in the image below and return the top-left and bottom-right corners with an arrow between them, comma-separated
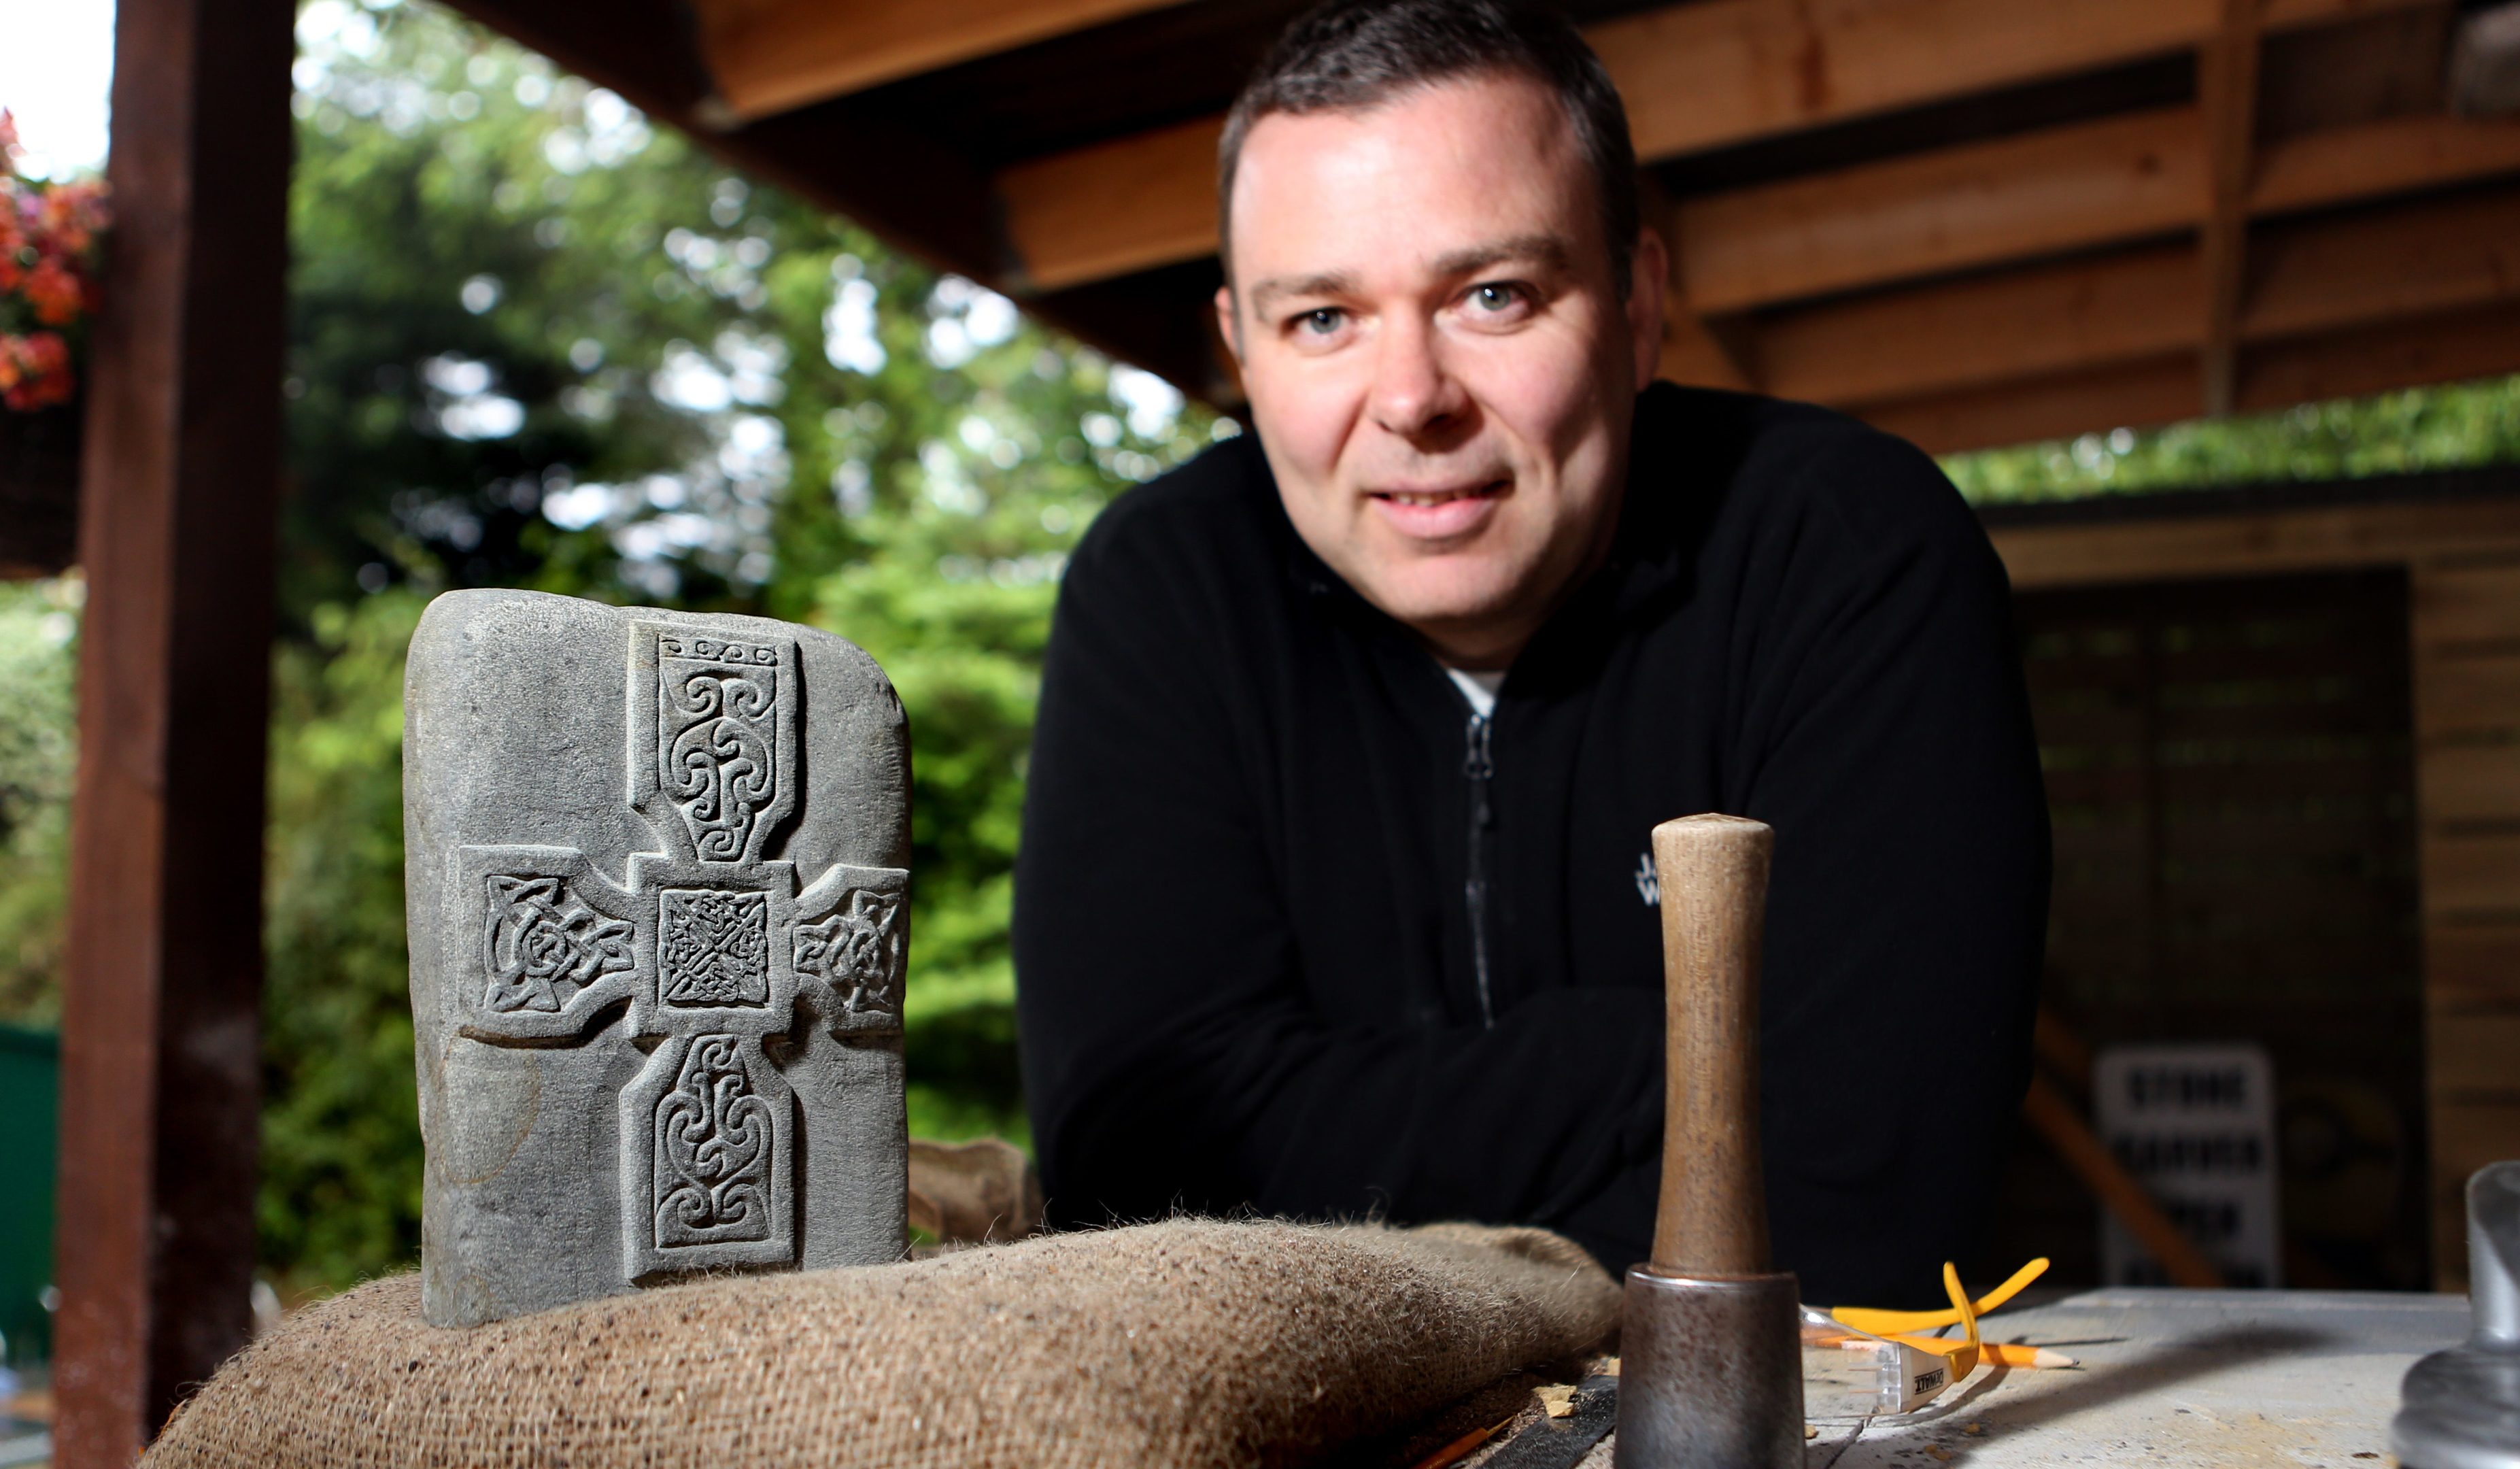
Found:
1463,710 -> 1497,1028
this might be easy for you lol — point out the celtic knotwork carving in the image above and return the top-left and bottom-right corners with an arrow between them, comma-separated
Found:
452,623 -> 892,1290
660,638 -> 780,862
794,888 -> 904,1026
658,888 -> 770,1007
481,874 -> 634,1013
653,1034 -> 774,1247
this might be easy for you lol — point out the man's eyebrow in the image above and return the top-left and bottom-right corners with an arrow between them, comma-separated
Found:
1429,233 -> 1577,282
1246,270 -> 1361,316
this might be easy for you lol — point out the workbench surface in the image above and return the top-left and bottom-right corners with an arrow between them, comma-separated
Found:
1796,1286 -> 2466,1468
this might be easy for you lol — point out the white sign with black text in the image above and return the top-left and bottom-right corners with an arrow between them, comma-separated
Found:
2094,1042 -> 2282,1289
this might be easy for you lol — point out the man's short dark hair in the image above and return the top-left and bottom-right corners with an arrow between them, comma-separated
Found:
1218,0 -> 1641,298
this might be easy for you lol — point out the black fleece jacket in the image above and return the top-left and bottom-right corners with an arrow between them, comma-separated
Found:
1011,382 -> 2049,1305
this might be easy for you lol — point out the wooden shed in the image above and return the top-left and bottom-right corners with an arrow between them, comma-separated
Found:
38,0 -> 2520,1462
1983,467 -> 2520,1294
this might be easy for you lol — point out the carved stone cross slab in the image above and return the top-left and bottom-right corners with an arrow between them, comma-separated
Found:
407,591 -> 911,1326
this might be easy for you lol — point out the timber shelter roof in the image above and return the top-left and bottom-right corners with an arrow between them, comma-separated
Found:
441,0 -> 2520,452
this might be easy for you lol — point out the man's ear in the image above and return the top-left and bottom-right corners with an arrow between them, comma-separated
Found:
1213,284 -> 1244,364
1627,226 -> 1670,388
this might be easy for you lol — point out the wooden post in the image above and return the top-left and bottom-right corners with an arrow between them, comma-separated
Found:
49,0 -> 293,1460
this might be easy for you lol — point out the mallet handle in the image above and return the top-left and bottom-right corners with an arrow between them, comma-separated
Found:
1648,813 -> 1774,1278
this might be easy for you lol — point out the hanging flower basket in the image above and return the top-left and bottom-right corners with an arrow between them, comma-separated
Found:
0,107 -> 107,577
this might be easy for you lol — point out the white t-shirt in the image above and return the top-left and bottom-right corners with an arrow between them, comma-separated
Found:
1446,666 -> 1505,719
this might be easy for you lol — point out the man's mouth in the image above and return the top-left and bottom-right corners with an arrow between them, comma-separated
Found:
1376,483 -> 1499,507
1367,479 -> 1508,540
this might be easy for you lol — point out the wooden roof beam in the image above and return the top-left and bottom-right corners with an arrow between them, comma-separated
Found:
1673,108 -> 2205,316
1849,283 -> 2520,456
1672,104 -> 2520,317
1861,355 -> 2204,456
708,0 -> 2441,129
2240,299 -> 2520,410
1862,296 -> 2520,456
2243,187 -> 2520,341
2252,111 -> 2520,214
693,0 -> 1190,122
1608,0 -> 2441,159
1741,244 -> 2205,407
999,0 -> 2444,293
1698,182 -> 2520,422
2198,0 -> 2264,416
1596,0 -> 2215,162
1002,116 -> 1219,294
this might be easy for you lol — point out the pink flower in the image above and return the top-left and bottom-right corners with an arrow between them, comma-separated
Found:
0,331 -> 74,411
21,259 -> 82,325
0,192 -> 23,281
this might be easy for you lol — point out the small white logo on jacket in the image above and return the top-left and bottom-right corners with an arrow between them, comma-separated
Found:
1635,852 -> 1659,907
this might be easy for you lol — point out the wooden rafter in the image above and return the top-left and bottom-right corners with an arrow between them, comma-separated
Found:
1678,177 -> 2520,452
692,0 -> 1189,122
2198,0 -> 2264,416
1673,109 -> 2204,317
2241,299 -> 2520,409
1862,356 -> 2206,456
1000,117 -> 1219,293
1592,0 -> 2213,161
2244,188 -> 2520,340
1654,107 -> 2520,320
1857,292 -> 2520,455
697,0 -> 2441,128
1740,244 -> 2203,408
995,0 -> 2451,294
1670,178 -> 2520,416
2251,112 -> 2520,214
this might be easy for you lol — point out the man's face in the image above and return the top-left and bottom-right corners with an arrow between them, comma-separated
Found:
1218,71 -> 1666,669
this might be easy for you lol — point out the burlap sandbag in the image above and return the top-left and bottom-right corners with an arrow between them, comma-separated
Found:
145,1217 -> 1618,1468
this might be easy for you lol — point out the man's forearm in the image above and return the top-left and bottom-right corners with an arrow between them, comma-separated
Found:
1028,985 -> 1665,1240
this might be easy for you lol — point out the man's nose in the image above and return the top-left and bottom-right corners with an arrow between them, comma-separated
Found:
1366,316 -> 1465,440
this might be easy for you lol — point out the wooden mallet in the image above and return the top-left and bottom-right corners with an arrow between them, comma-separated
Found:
1614,814 -> 1805,1468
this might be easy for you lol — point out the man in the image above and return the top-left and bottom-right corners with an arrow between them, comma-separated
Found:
1012,0 -> 2048,1304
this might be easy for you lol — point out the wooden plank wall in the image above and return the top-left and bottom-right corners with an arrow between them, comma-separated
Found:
1991,490 -> 2520,1289
2003,571 -> 2423,1289
2407,556 -> 2520,1284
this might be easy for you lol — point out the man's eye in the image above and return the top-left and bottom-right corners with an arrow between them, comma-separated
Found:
1299,307 -> 1344,335
1469,283 -> 1523,312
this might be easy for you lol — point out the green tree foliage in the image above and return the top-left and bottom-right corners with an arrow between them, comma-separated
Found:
137,0 -> 1221,1293
260,591 -> 430,1285
0,577 -> 78,1024
1943,376 -> 2520,500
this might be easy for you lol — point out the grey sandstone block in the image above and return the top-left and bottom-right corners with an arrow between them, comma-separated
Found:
405,589 -> 911,1327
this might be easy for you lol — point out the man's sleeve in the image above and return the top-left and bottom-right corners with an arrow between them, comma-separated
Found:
1012,506 -> 1666,1254
1715,426 -> 2050,1305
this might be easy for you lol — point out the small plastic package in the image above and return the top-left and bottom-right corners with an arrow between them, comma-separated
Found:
1799,1305 -> 1962,1421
